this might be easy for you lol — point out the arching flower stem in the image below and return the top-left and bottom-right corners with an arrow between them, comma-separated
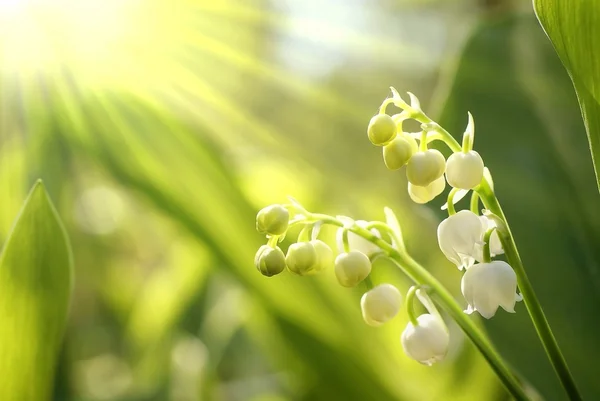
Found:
304,212 -> 530,401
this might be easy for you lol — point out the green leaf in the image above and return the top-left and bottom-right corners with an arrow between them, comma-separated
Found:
534,0 -> 600,191
0,181 -> 73,400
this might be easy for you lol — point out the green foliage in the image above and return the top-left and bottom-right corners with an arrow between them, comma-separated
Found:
0,1 -> 597,400
534,0 -> 600,191
0,181 -> 73,401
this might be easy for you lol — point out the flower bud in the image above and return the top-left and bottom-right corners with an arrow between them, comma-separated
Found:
461,261 -> 522,319
361,284 -> 402,326
367,114 -> 397,146
256,204 -> 289,236
437,210 -> 484,270
406,149 -> 446,187
445,151 -> 484,189
408,175 -> 446,204
382,135 -> 418,170
334,251 -> 371,287
254,245 -> 286,277
401,314 -> 449,365
307,239 -> 334,274
336,221 -> 380,257
286,242 -> 317,276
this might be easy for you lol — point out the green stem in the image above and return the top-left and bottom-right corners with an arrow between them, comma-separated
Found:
365,221 -> 404,252
470,191 -> 480,214
308,213 -> 530,401
419,131 -> 428,152
482,228 -> 495,264
298,224 -> 312,242
342,228 -> 350,253
447,188 -> 460,216
405,286 -> 419,326
478,178 -> 581,401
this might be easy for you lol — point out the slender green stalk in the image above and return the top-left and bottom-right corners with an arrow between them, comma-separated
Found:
405,286 -> 420,326
482,228 -> 495,264
308,213 -> 531,401
447,188 -> 460,215
478,179 -> 582,401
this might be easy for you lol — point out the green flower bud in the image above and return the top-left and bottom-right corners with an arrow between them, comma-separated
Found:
307,239 -> 334,274
445,150 -> 484,189
367,114 -> 397,146
255,245 -> 286,277
286,242 -> 317,276
256,204 -> 289,235
334,251 -> 372,287
383,135 -> 418,170
406,149 -> 446,187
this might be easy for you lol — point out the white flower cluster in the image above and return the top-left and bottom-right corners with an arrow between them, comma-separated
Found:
368,89 -> 522,320
438,211 -> 522,319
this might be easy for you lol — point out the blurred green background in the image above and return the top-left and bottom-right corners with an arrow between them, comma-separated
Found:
0,0 -> 598,400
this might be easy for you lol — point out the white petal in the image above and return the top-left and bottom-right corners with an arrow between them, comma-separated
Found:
401,314 -> 449,365
461,261 -> 519,319
361,284 -> 402,326
438,210 -> 485,269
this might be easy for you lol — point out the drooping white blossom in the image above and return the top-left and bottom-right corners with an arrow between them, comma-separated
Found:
461,261 -> 522,319
401,314 -> 449,365
334,251 -> 372,287
445,150 -> 484,190
360,284 -> 402,327
406,149 -> 446,187
437,210 -> 485,270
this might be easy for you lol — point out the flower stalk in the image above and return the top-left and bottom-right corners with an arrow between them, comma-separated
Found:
307,212 -> 529,400
478,179 -> 582,401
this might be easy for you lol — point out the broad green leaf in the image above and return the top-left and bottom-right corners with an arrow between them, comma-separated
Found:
0,181 -> 73,400
534,0 -> 600,191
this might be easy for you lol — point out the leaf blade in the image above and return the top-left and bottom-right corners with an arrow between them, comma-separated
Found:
0,181 -> 73,400
534,0 -> 600,191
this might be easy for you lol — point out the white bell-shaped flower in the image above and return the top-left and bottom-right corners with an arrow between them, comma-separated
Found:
445,150 -> 484,190
360,284 -> 402,327
461,261 -> 522,319
406,149 -> 446,187
401,314 -> 449,365
336,220 -> 380,257
334,251 -> 372,287
437,210 -> 484,270
474,215 -> 504,261
408,175 -> 446,204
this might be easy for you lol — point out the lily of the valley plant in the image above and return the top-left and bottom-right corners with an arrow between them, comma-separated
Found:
254,89 -> 582,401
